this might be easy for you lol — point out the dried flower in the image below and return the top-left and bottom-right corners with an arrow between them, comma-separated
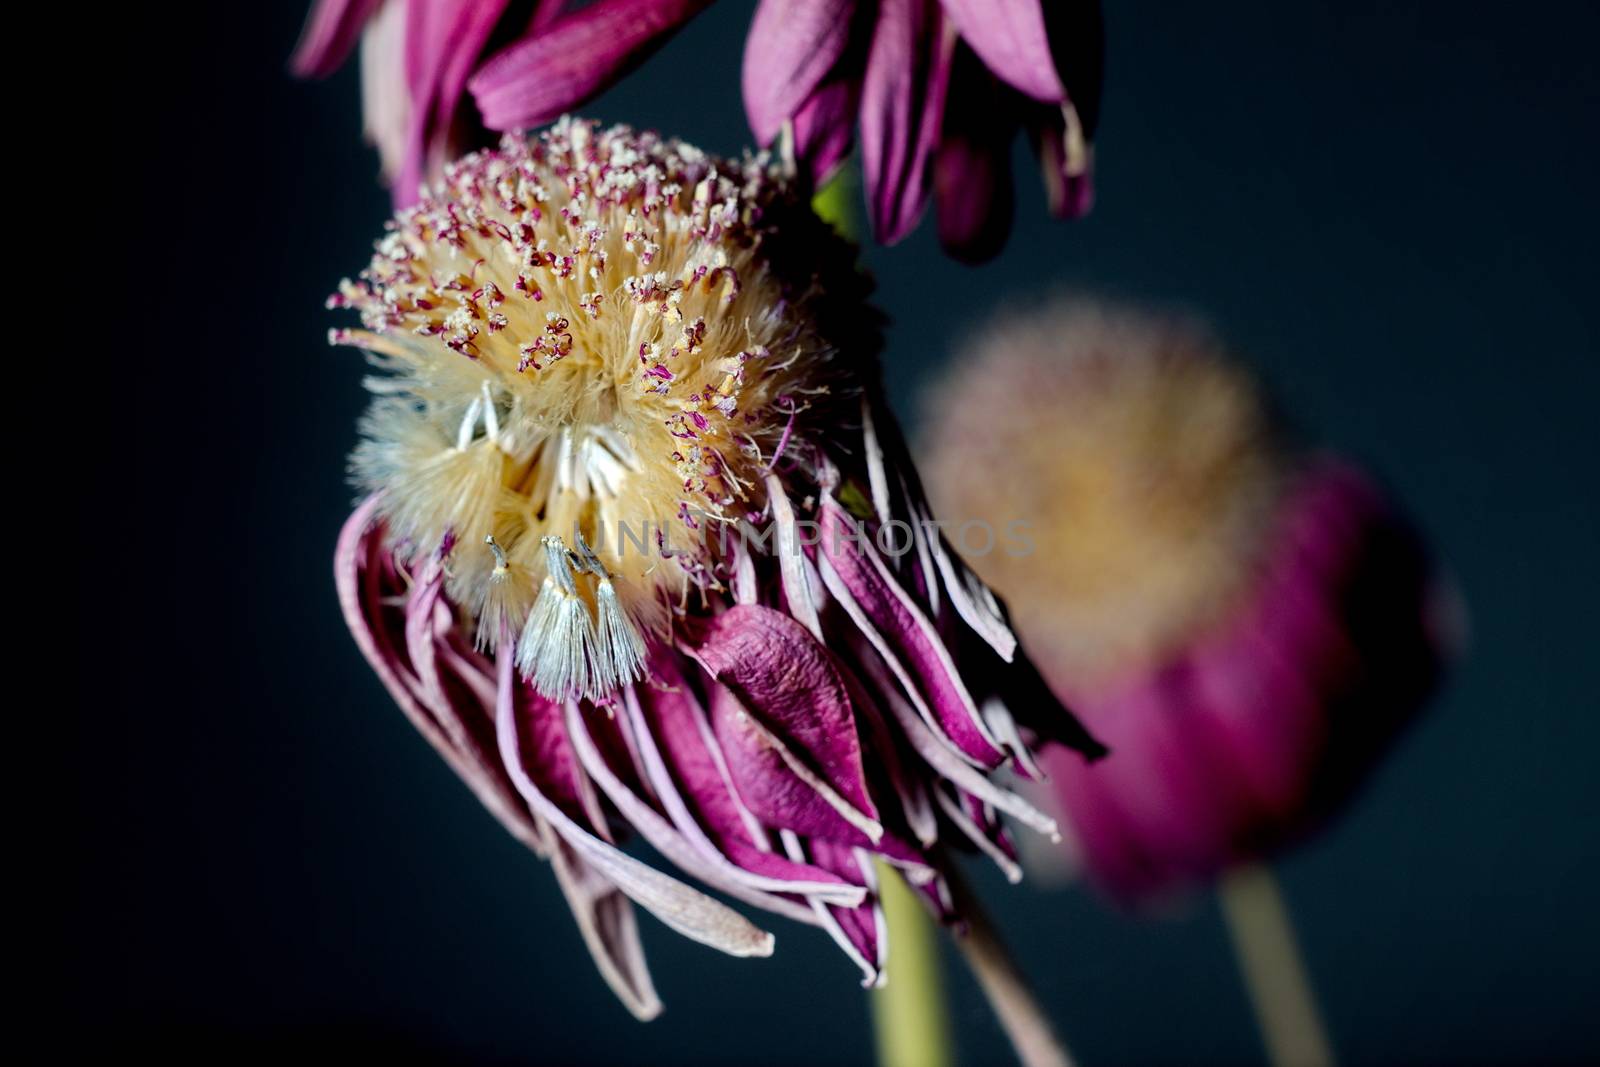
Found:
295,0 -> 1101,256
328,119 -> 1103,1014
921,299 -> 1456,902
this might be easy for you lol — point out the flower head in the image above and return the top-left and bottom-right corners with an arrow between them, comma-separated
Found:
295,0 -> 1101,256
921,299 -> 1457,902
329,120 -> 1103,1013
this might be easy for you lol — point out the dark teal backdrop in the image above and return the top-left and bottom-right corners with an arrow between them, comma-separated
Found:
100,1 -> 1598,1062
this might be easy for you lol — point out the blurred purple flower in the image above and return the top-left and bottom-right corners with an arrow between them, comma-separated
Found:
921,300 -> 1459,904
327,120 -> 1102,1014
295,0 -> 1101,257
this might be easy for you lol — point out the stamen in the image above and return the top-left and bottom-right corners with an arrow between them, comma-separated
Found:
485,534 -> 509,574
570,533 -> 647,695
517,535 -> 594,699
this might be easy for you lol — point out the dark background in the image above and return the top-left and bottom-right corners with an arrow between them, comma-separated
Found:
96,1 -> 1598,1063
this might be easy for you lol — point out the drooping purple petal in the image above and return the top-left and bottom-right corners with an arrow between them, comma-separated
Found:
793,78 -> 863,188
358,0 -> 411,180
817,500 -> 1008,766
859,0 -> 955,243
938,0 -> 1064,102
392,0 -> 513,204
743,0 -> 860,145
291,0 -> 383,77
494,640 -> 779,958
469,0 -> 715,131
934,46 -> 1017,262
859,396 -> 1020,662
335,499 -> 544,854
565,699 -> 851,924
544,823 -> 664,1021
845,632 -> 1061,842
624,676 -> 866,903
689,605 -> 882,838
809,840 -> 889,986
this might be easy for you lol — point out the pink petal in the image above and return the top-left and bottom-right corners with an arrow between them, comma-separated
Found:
793,78 -> 863,187
816,501 -> 1008,766
743,0 -> 860,145
859,0 -> 954,243
334,500 -> 544,854
392,0 -> 513,205
565,700 -> 853,924
494,641 -> 779,958
624,676 -> 865,902
469,0 -> 714,131
544,828 -> 664,1020
689,605 -> 882,837
938,0 -> 1064,102
934,47 -> 1017,262
291,0 -> 383,78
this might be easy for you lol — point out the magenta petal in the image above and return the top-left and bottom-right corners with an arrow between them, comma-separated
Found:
808,839 -> 888,985
334,500 -> 544,854
938,0 -> 1065,102
507,675 -> 612,836
934,48 -> 1017,262
468,0 -> 714,131
691,604 -> 881,829
743,0 -> 860,145
544,830 -> 664,1021
817,502 -> 1007,767
859,0 -> 954,243
493,643 -> 779,958
793,78 -> 863,186
629,666 -> 862,899
291,0 -> 382,77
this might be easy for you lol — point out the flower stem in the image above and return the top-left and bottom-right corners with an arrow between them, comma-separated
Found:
947,868 -> 1076,1067
871,864 -> 954,1067
1217,863 -> 1335,1067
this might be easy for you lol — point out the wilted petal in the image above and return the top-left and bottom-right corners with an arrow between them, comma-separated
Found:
934,46 -> 1017,262
494,643 -> 778,958
817,501 -> 1008,766
358,0 -> 411,180
793,78 -> 863,187
938,0 -> 1064,102
335,499 -> 544,854
291,0 -> 383,77
623,678 -> 866,904
566,699 -> 852,923
392,0 -> 513,203
935,787 -> 1023,883
847,635 -> 1061,842
743,0 -> 860,145
544,822 -> 664,1021
859,0 -> 954,243
809,840 -> 889,986
861,397 -> 1020,662
469,0 -> 714,131
690,605 -> 882,839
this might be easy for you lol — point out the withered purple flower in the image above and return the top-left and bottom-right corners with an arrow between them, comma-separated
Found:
328,119 -> 1102,1015
921,300 -> 1458,903
295,0 -> 1101,257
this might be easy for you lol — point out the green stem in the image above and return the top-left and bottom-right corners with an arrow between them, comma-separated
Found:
1217,863 -> 1336,1067
872,864 -> 954,1067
